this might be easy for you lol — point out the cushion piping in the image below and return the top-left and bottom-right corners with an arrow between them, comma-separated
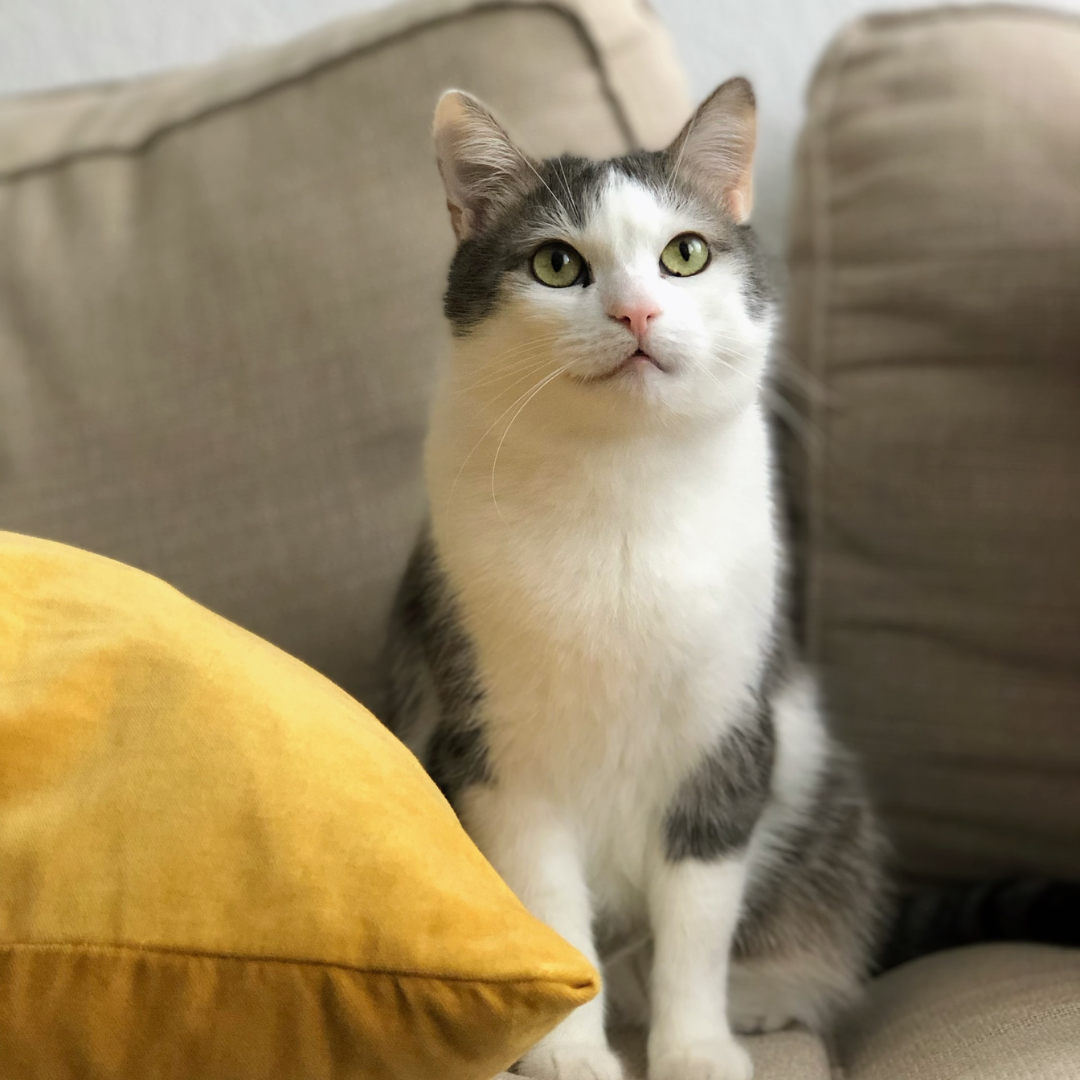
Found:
0,941 -> 596,989
0,1 -> 639,184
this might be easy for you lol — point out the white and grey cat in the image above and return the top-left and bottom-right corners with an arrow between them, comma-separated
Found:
381,81 -> 888,1080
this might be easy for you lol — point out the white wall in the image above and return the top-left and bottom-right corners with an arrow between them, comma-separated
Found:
2,0 -> 1078,256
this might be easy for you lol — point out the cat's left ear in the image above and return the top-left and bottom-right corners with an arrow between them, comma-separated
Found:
666,77 -> 756,222
433,90 -> 536,241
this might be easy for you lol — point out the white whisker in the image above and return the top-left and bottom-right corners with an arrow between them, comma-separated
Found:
455,352 -> 556,394
695,357 -> 743,414
766,387 -> 820,452
490,365 -> 569,520
445,364 -> 561,515
510,142 -> 567,219
471,361 -> 560,409
709,351 -> 760,387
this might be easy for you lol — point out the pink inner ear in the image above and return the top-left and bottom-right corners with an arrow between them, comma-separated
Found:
447,201 -> 467,239
725,189 -> 751,224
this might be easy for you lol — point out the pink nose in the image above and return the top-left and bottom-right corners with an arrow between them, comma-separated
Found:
607,300 -> 660,340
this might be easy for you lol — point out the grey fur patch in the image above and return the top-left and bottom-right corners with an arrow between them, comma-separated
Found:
380,526 -> 491,806
663,706 -> 776,861
443,150 -> 774,334
879,876 -> 1080,972
444,155 -> 604,332
733,744 -> 891,983
732,223 -> 774,321
662,634 -> 788,862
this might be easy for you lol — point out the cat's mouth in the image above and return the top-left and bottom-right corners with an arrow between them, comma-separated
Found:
579,349 -> 669,384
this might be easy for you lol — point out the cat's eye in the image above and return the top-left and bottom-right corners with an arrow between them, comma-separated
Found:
531,243 -> 585,288
660,233 -> 710,277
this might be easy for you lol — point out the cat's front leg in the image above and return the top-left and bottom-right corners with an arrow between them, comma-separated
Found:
460,787 -> 626,1080
647,859 -> 753,1080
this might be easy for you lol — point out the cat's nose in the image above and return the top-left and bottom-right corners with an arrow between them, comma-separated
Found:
607,300 -> 660,340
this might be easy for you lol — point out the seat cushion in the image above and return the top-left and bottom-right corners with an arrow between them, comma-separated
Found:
606,1023 -> 831,1080
0,0 -> 690,709
837,944 -> 1080,1080
783,5 -> 1080,879
0,530 -> 597,1079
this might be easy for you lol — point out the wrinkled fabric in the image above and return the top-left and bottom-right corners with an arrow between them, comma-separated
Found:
0,531 -> 597,1080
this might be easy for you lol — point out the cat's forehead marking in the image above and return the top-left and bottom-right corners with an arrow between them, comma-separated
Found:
578,174 -> 679,258
527,153 -> 678,238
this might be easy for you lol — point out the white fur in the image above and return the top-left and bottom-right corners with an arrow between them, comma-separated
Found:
425,175 -> 825,1080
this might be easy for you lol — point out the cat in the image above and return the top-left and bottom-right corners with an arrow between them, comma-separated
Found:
380,80 -> 889,1080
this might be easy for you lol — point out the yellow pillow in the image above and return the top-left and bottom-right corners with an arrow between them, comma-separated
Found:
0,531 -> 597,1079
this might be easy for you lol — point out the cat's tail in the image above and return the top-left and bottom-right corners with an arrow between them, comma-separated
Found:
876,876 -> 1080,973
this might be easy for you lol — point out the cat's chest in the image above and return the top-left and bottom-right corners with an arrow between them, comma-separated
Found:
455,508 -> 776,906
459,453 -> 768,616
446,485 -> 777,764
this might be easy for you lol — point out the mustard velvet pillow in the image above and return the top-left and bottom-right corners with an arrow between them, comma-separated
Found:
0,532 -> 597,1079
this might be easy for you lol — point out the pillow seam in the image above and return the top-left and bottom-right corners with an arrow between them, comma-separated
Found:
0,940 -> 596,988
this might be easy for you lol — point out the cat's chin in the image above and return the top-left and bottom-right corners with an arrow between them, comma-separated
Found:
576,350 -> 670,385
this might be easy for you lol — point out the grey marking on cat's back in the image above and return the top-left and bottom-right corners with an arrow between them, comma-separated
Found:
380,526 -> 492,807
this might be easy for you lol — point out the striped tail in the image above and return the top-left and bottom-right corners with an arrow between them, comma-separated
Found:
877,876 -> 1080,973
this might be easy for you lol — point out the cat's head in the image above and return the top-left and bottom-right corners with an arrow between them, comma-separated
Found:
433,80 -> 773,430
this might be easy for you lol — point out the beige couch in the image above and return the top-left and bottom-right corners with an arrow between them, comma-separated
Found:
1,0 -> 1077,1076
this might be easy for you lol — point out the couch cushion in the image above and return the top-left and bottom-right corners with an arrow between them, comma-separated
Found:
604,1023 -> 831,1080
0,530 -> 598,1079
0,0 -> 690,708
837,944 -> 1080,1080
783,6 -> 1080,879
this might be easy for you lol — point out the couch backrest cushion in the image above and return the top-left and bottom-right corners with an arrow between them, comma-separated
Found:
785,7 -> 1080,879
0,0 -> 690,707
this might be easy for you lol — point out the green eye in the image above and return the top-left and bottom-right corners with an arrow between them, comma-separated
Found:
531,243 -> 585,288
660,233 -> 710,277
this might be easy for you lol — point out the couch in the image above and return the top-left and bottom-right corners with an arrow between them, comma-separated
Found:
1,0 -> 1077,1076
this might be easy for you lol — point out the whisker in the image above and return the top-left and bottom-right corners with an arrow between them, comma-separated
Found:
451,336 -> 564,393
510,143 -> 567,219
695,357 -> 743,414
469,361 -> 560,409
444,364 -> 561,515
708,341 -> 765,364
709,352 -> 760,387
490,365 -> 569,520
766,386 -> 821,452
554,157 -> 575,214
768,350 -> 831,404
708,343 -> 826,403
454,353 -> 555,394
667,103 -> 700,200
464,334 -> 563,372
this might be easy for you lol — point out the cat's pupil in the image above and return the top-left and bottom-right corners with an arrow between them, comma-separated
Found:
679,239 -> 691,262
552,250 -> 566,273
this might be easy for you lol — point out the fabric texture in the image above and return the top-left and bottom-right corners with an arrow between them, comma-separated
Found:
0,0 -> 690,711
783,5 -> 1080,880
608,1024 -> 832,1080
837,944 -> 1080,1080
0,530 -> 598,1080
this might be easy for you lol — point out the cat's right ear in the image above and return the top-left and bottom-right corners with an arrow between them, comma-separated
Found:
666,77 -> 757,222
433,90 -> 536,242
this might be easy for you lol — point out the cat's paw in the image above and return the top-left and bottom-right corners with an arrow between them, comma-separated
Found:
729,1006 -> 798,1035
516,1043 -> 627,1080
649,1038 -> 753,1080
